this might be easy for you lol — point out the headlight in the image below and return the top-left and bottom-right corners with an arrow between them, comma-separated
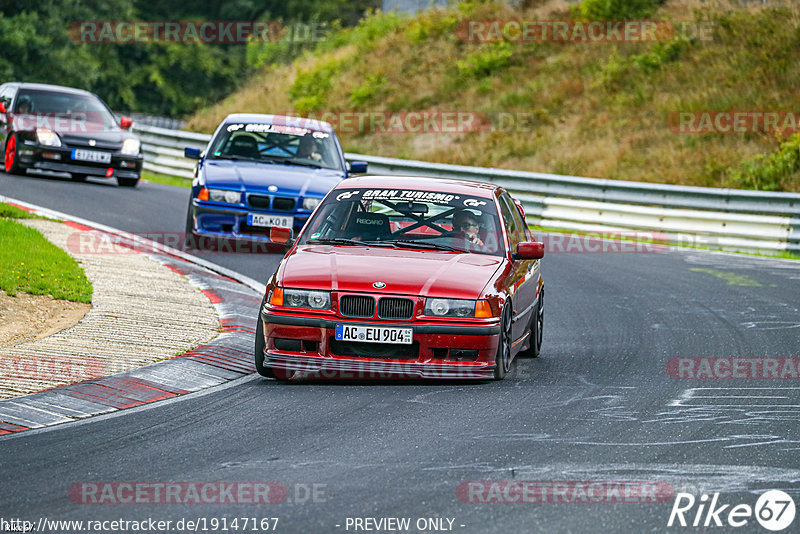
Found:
209,188 -> 241,204
283,288 -> 331,310
302,198 -> 321,211
121,138 -> 140,156
424,298 -> 475,318
36,128 -> 61,147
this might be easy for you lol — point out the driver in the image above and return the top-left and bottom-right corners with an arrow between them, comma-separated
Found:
16,96 -> 32,114
453,209 -> 484,247
297,134 -> 323,163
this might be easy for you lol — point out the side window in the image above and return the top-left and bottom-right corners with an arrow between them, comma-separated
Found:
498,193 -> 523,252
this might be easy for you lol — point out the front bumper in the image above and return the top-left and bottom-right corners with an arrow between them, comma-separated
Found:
190,201 -> 311,243
18,144 -> 142,179
260,311 -> 501,380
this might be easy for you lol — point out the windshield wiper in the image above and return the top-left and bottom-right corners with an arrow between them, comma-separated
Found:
390,240 -> 463,252
270,158 -> 324,169
210,155 -> 266,163
307,238 -> 393,247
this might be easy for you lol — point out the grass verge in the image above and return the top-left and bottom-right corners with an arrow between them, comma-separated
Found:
141,171 -> 192,189
0,203 -> 93,303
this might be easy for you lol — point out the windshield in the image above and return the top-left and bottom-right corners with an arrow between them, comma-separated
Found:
13,90 -> 117,130
298,187 -> 505,256
208,122 -> 344,171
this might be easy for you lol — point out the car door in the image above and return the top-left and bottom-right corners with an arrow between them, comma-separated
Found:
498,192 -> 538,345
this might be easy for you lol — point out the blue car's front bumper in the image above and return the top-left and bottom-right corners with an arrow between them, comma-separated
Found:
188,200 -> 311,244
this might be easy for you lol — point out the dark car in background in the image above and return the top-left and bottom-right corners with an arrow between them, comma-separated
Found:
0,82 -> 142,187
183,113 -> 367,249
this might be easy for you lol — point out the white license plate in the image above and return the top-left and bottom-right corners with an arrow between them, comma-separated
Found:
71,149 -> 111,163
335,324 -> 413,345
247,213 -> 293,228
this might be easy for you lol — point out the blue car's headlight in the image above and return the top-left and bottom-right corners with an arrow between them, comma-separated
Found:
208,189 -> 241,204
302,198 -> 321,211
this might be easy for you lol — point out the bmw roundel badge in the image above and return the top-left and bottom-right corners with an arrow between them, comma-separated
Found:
373,281 -> 387,289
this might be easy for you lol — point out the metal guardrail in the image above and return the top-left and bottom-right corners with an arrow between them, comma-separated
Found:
133,124 -> 800,255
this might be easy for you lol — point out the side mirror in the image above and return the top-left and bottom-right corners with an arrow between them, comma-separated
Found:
119,116 -> 133,129
270,226 -> 292,245
348,161 -> 368,174
0,102 -> 6,114
516,241 -> 544,260
184,147 -> 202,159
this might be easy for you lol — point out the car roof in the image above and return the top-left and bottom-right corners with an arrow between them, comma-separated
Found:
223,113 -> 334,133
14,83 -> 95,96
337,175 -> 500,198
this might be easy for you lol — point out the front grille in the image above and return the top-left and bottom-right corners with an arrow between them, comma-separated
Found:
339,295 -> 374,318
273,197 -> 295,211
330,338 -> 419,360
378,297 -> 414,320
249,195 -> 270,208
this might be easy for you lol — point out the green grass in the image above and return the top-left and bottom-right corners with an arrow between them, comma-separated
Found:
0,204 -> 93,303
141,170 -> 192,188
0,203 -> 38,219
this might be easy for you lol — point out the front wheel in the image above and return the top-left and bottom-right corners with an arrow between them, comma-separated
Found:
4,135 -> 26,175
254,310 -> 294,381
493,303 -> 513,380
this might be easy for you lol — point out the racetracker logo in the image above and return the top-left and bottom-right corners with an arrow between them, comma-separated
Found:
668,111 -> 800,134
66,231 -> 285,255
68,482 -> 287,504
667,357 -> 800,379
0,355 -> 104,383
456,481 -> 674,504
540,232 -> 668,253
69,21 -> 285,44
10,111 -> 110,134
456,20 -> 714,43
668,490 -> 795,530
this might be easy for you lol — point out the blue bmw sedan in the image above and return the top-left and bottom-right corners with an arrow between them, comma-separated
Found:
183,113 -> 366,250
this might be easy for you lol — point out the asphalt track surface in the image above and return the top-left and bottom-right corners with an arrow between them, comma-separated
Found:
2,170 -> 800,533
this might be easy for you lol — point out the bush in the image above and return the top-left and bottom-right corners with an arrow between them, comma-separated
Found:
577,0 -> 661,20
456,41 -> 513,78
727,133 -> 800,191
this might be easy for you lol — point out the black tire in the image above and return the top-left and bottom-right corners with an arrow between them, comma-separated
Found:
71,173 -> 89,182
183,203 -> 195,250
117,176 -> 139,187
518,288 -> 544,358
254,308 -> 293,381
4,134 -> 26,175
493,303 -> 513,380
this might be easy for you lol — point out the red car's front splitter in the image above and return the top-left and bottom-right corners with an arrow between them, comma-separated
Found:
265,353 -> 496,380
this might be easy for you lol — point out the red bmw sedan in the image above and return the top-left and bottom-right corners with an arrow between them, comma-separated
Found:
256,176 -> 544,381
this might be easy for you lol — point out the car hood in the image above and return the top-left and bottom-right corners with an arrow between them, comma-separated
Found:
279,245 -> 504,300
203,160 -> 345,197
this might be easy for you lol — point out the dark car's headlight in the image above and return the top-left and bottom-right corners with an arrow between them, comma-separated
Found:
121,138 -> 140,156
424,298 -> 495,318
36,128 -> 61,147
302,198 -> 321,210
271,288 -> 331,310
